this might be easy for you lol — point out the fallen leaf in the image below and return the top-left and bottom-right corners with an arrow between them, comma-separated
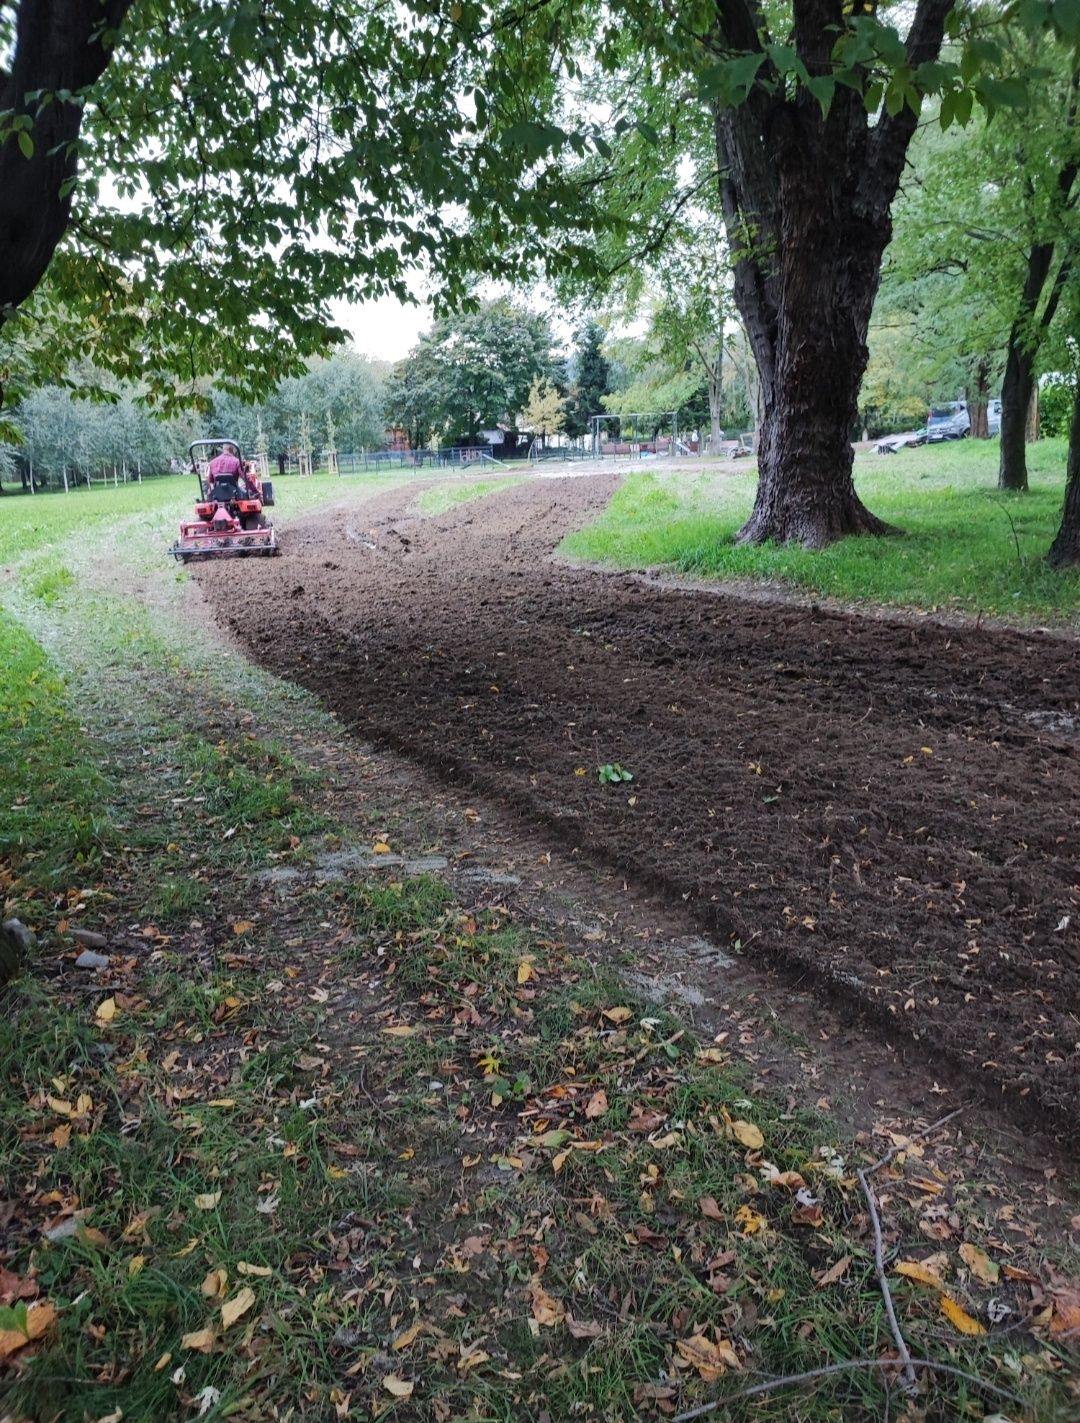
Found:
815,1255 -> 852,1288
699,1195 -> 724,1223
193,1191 -> 221,1211
1049,1287 -> 1080,1337
516,960 -> 535,985
230,921 -> 255,936
676,1334 -> 740,1382
373,841 -> 393,855
959,1242 -> 999,1286
940,1295 -> 986,1336
201,1268 -> 228,1300
52,1124 -> 71,1149
383,1375 -> 414,1398
584,1090 -> 608,1120
895,1259 -> 947,1291
180,1326 -> 216,1353
601,1006 -> 632,1024
791,1202 -> 825,1228
128,1256 -> 145,1276
530,1278 -> 566,1327
95,997 -> 116,1024
731,1120 -> 764,1151
172,1236 -> 200,1257
382,1024 -> 415,1038
236,1261 -> 273,1278
392,1318 -> 424,1351
221,1286 -> 255,1331
566,1314 -> 604,1340
0,1300 -> 57,1358
734,1205 -> 766,1236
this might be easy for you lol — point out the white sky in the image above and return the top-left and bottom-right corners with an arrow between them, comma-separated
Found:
332,293 -> 432,364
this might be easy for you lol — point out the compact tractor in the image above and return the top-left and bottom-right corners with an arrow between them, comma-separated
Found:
170,438 -> 279,562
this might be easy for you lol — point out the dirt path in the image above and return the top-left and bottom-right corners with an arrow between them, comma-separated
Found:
198,474 -> 1080,1142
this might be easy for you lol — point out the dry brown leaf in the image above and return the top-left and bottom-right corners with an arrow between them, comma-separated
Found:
201,1268 -> 228,1300
530,1278 -> 566,1327
699,1195 -> 724,1223
382,1024 -> 415,1038
52,1124 -> 72,1149
231,920 -> 255,936
221,1286 -> 256,1331
1049,1288 -> 1080,1337
731,1120 -> 764,1151
180,1326 -> 216,1353
237,1261 -> 273,1278
392,1318 -> 424,1351
383,1375 -> 414,1397
959,1242 -> 999,1286
675,1334 -> 740,1382
791,1202 -> 824,1228
895,1259 -> 947,1291
0,1300 -> 57,1359
940,1295 -> 986,1336
566,1315 -> 604,1340
584,1090 -> 608,1120
193,1191 -> 221,1211
815,1255 -> 853,1288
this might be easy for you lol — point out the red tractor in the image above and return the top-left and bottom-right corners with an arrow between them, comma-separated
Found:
170,438 -> 279,562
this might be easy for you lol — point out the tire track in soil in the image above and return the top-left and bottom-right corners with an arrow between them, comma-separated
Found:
198,474 -> 1080,1141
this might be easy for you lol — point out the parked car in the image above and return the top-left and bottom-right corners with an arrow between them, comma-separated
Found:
926,402 -> 969,441
875,428 -> 928,455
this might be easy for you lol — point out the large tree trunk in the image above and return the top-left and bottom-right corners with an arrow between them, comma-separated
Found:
999,343 -> 1036,491
1047,383 -> 1080,567
711,0 -> 951,547
0,0 -> 133,349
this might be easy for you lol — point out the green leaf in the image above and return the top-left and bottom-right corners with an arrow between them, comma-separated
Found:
17,130 -> 33,159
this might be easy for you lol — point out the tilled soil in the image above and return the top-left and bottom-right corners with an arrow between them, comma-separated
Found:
199,474 -> 1080,1138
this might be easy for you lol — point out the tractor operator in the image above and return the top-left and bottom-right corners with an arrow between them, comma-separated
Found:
207,443 -> 255,498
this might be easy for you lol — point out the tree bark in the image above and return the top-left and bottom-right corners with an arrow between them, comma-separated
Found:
711,0 -> 952,547
0,0 -> 133,330
999,342 -> 1036,491
967,359 -> 990,439
1047,382 -> 1080,566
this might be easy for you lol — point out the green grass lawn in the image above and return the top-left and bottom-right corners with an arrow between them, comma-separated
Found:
412,474 -> 524,516
561,439 -> 1080,623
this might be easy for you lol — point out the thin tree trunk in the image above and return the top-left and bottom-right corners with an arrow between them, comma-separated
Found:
968,359 -> 990,439
1026,384 -> 1040,442
1047,382 -> 1080,566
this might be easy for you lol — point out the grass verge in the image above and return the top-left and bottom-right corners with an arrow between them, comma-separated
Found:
0,478 -> 1075,1422
560,441 -> 1080,623
413,476 -> 524,517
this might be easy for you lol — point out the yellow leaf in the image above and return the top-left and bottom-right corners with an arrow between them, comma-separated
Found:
382,1025 -> 415,1037
328,1163 -> 349,1177
231,920 -> 255,936
731,1120 -> 764,1151
74,1092 -> 93,1117
154,1351 -> 172,1371
95,997 -> 116,1024
382,1375 -> 414,1398
172,1236 -> 200,1257
530,1278 -> 566,1327
697,1048 -> 727,1064
52,1123 -> 72,1148
516,960 -> 534,985
940,1295 -> 986,1336
895,1259 -> 947,1291
552,1149 -> 570,1174
0,1300 -> 58,1359
221,1286 -> 256,1331
601,1006 -> 632,1024
47,1096 -> 73,1117
392,1318 -> 424,1351
181,1326 -> 216,1353
128,1255 -> 146,1276
206,1099 -> 235,1109
734,1205 -> 766,1236
373,841 -> 392,855
193,1191 -> 221,1211
237,1261 -> 273,1278
201,1268 -> 228,1299
959,1242 -> 999,1286
675,1334 -> 739,1382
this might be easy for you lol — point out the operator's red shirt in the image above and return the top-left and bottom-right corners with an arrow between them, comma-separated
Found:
208,453 -> 242,477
